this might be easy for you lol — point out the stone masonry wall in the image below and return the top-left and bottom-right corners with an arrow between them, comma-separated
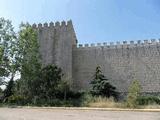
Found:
32,21 -> 77,83
73,40 -> 160,94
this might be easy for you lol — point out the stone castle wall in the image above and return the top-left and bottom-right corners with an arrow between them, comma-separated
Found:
33,21 -> 160,95
73,40 -> 160,94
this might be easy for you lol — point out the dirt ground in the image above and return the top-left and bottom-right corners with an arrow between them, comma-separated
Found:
0,108 -> 159,120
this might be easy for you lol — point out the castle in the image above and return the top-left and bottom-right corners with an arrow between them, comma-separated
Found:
32,20 -> 160,96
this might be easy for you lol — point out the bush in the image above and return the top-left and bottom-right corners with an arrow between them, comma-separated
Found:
28,90 -> 84,107
80,93 -> 94,106
126,80 -> 141,108
7,95 -> 29,105
137,96 -> 160,105
54,90 -> 84,107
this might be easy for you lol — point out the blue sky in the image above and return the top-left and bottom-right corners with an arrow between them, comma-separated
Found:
1,0 -> 160,44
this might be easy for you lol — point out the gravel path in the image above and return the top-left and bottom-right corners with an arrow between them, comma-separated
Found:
0,108 -> 159,120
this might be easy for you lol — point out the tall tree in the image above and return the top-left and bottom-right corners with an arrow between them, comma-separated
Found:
0,87 -> 2,96
90,66 -> 118,99
3,79 -> 15,101
16,23 -> 41,98
0,18 -> 17,85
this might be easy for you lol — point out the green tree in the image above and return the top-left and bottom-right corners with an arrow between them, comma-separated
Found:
3,79 -> 15,102
0,87 -> 3,97
90,66 -> 118,99
0,18 -> 17,85
16,23 -> 41,99
29,65 -> 63,104
38,65 -> 63,100
58,80 -> 70,101
126,80 -> 141,108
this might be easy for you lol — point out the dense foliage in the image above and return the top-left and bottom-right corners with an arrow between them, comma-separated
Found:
0,18 -> 17,85
90,66 -> 118,99
30,65 -> 63,104
15,23 -> 42,100
137,96 -> 160,105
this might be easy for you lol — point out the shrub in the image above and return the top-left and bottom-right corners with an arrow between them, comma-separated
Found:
126,80 -> 141,108
137,96 -> 160,105
80,93 -> 94,107
7,95 -> 29,105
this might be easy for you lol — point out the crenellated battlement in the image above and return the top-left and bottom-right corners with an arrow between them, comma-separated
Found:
32,20 -> 73,29
77,38 -> 160,48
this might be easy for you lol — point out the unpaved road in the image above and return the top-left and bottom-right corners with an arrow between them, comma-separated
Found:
0,108 -> 159,120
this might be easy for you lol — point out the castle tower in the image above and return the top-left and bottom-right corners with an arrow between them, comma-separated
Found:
33,20 -> 77,83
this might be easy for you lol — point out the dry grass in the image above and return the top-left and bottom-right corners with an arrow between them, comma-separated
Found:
141,104 -> 160,109
87,96 -> 124,108
87,96 -> 160,109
